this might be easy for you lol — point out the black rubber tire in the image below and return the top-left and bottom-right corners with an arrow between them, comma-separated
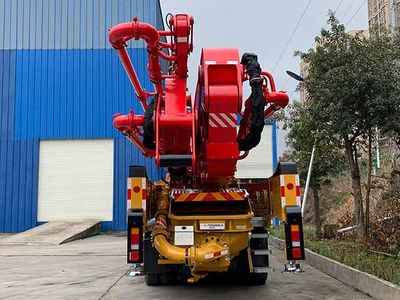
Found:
145,273 -> 166,286
228,248 -> 268,285
145,271 -> 177,286
246,272 -> 268,285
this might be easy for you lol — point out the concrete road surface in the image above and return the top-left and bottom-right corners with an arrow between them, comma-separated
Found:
0,233 -> 371,300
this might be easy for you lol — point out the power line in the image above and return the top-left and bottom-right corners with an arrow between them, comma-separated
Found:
277,1 -> 343,79
281,77 -> 291,91
284,0 -> 358,101
334,0 -> 346,14
346,0 -> 367,26
271,0 -> 313,73
341,0 -> 357,20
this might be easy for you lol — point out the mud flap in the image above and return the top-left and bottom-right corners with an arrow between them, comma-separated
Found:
143,232 -> 167,274
127,210 -> 143,264
284,206 -> 305,260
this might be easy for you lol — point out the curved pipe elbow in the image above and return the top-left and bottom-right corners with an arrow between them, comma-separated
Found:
153,234 -> 186,262
113,114 -> 145,130
134,21 -> 160,52
109,22 -> 134,49
109,19 -> 160,52
153,233 -> 227,265
113,115 -> 129,130
265,91 -> 289,109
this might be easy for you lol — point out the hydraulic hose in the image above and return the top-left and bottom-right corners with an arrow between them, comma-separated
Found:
238,53 -> 265,151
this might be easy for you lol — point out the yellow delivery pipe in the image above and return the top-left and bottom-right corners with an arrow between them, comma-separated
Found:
153,232 -> 227,265
152,183 -> 227,266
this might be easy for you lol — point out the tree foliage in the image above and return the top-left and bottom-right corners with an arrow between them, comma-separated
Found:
284,100 -> 345,188
292,12 -> 400,238
284,99 -> 346,238
300,14 -> 400,141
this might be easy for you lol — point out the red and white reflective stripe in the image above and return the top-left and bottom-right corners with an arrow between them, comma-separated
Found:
295,175 -> 301,206
204,60 -> 238,65
142,177 -> 147,210
127,178 -> 132,209
280,175 -> 286,207
209,113 -> 237,128
204,249 -> 229,259
127,178 -> 132,201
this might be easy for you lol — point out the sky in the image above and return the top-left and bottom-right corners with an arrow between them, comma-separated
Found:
159,0 -> 369,155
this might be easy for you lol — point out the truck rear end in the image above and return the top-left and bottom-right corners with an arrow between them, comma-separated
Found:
126,162 -> 304,285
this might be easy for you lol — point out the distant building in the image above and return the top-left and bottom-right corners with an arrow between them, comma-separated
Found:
299,30 -> 369,103
368,0 -> 400,33
347,30 -> 370,38
299,60 -> 309,103
0,0 -> 165,233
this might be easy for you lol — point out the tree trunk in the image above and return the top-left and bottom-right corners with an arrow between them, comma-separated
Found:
365,129 -> 373,237
354,144 -> 365,236
310,173 -> 322,239
312,181 -> 322,239
344,136 -> 365,238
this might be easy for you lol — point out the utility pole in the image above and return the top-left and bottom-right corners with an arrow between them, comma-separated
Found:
376,127 -> 381,173
301,143 -> 315,216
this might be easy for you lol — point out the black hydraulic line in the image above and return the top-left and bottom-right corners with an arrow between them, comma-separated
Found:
143,96 -> 157,150
238,53 -> 265,152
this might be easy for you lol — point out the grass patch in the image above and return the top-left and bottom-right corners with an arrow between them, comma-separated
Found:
269,226 -> 400,285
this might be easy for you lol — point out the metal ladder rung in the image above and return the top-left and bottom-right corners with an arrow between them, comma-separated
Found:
253,267 -> 272,273
251,217 -> 266,227
252,249 -> 271,256
251,233 -> 269,239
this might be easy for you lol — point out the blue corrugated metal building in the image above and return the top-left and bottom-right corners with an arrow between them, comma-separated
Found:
0,0 -> 279,233
0,0 -> 164,232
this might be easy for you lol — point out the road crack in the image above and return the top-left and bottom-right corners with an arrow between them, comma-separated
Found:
98,266 -> 131,300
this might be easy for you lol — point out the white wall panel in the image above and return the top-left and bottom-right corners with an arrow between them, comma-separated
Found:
236,125 -> 273,179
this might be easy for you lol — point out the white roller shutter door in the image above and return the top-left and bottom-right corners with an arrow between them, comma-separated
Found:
235,125 -> 273,179
37,139 -> 114,221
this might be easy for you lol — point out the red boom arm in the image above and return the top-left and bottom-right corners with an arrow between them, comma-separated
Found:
109,14 -> 289,187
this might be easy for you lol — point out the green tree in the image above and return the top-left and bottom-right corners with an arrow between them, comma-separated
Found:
297,13 -> 400,238
284,100 -> 345,238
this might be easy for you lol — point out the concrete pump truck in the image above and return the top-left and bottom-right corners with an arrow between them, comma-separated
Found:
108,13 -> 305,285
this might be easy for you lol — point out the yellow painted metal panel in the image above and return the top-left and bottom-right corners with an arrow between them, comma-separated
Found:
271,175 -> 284,220
283,175 -> 297,206
130,177 -> 143,209
270,174 -> 299,221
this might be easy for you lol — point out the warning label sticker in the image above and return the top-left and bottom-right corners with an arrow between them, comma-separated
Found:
200,223 -> 225,230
